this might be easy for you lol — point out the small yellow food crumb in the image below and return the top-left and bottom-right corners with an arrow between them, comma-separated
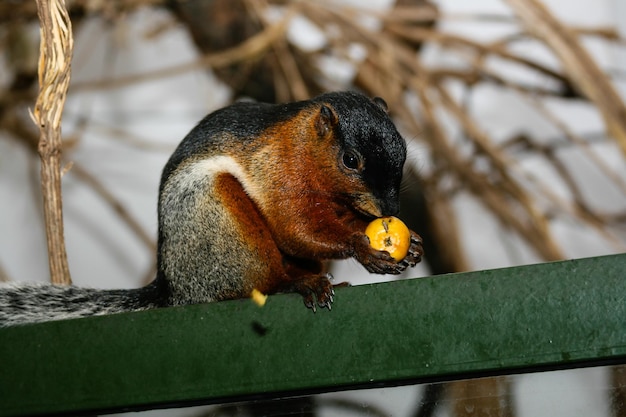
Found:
251,288 -> 268,307
365,216 -> 411,261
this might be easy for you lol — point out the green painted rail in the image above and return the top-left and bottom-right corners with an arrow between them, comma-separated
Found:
1,254 -> 625,416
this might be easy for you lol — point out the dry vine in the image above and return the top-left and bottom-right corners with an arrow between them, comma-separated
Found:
32,0 -> 74,285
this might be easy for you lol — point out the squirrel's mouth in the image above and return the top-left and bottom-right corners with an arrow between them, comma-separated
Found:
352,195 -> 383,219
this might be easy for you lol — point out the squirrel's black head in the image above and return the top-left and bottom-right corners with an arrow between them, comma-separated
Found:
313,91 -> 407,217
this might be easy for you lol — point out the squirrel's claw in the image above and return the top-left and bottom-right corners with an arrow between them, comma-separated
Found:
292,273 -> 335,312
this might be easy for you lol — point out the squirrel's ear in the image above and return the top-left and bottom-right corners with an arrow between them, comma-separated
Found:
372,97 -> 388,112
315,104 -> 338,137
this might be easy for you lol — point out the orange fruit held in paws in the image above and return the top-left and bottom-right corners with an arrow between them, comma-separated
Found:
365,216 -> 411,261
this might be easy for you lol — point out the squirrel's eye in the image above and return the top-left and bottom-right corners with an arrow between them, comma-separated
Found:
342,151 -> 362,171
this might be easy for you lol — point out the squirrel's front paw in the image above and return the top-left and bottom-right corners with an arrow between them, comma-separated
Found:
291,273 -> 335,312
353,234 -> 402,274
400,230 -> 423,268
355,231 -> 423,275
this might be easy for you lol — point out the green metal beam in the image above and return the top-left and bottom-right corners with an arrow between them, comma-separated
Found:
1,254 -> 625,416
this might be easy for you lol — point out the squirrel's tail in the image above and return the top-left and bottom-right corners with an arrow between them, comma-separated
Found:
0,280 -> 166,327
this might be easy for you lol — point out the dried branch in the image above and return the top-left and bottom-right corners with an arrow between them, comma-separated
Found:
243,0 -> 304,101
32,0 -> 73,285
387,23 -> 578,97
505,0 -> 626,157
69,4 -> 299,93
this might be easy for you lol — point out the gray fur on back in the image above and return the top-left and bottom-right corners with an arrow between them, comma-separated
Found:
0,282 -> 159,327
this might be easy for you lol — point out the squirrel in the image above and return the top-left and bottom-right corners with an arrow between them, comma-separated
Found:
0,91 -> 423,327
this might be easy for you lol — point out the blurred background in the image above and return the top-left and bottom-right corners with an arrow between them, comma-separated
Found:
1,0 -> 625,416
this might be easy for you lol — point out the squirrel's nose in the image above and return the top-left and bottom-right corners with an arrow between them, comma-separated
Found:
381,198 -> 400,217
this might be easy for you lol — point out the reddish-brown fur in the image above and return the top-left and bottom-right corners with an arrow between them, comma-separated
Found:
248,107 -> 376,259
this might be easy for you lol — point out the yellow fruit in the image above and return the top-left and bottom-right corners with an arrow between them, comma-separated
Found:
365,216 -> 411,261
251,288 -> 268,307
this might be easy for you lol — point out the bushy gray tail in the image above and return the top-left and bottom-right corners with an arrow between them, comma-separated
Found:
0,281 -> 165,327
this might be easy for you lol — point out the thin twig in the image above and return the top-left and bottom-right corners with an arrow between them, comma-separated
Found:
70,163 -> 157,252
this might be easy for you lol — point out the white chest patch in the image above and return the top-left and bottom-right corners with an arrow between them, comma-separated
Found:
182,155 -> 261,201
